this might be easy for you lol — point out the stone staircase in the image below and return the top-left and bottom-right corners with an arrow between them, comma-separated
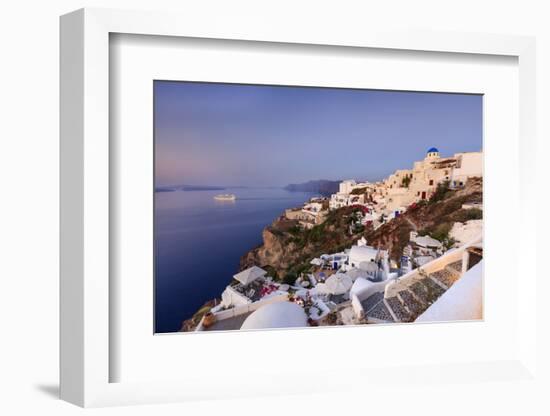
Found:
360,291 -> 394,323
361,260 -> 464,323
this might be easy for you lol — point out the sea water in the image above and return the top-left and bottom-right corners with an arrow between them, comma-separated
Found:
154,187 -> 313,333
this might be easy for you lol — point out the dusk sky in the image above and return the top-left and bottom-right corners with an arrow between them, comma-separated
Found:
154,81 -> 482,187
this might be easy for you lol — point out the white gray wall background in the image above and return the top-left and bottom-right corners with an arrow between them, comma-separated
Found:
0,0 -> 548,415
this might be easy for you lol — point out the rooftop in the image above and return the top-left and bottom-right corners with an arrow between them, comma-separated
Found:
240,301 -> 308,330
233,266 -> 267,286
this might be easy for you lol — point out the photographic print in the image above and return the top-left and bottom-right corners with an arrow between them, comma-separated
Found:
154,81 -> 483,334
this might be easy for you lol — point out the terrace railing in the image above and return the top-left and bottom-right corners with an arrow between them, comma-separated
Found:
196,293 -> 289,331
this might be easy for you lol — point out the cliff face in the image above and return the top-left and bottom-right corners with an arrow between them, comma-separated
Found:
180,298 -> 218,332
241,177 -> 483,277
240,208 -> 363,279
240,227 -> 303,277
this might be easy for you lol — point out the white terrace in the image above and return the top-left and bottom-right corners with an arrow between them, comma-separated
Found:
220,266 -> 272,306
197,293 -> 290,332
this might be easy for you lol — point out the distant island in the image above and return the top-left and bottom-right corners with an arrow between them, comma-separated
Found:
155,184 -> 228,193
179,185 -> 226,191
284,179 -> 340,196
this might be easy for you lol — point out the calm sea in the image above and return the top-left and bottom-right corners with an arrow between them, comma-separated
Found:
154,187 -> 314,333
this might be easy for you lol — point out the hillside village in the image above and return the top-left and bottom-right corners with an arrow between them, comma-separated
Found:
182,148 -> 483,332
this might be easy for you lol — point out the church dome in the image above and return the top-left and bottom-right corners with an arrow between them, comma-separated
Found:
427,147 -> 439,153
240,301 -> 308,330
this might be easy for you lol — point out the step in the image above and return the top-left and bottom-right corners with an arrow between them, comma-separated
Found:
446,260 -> 462,275
361,291 -> 384,314
409,278 -> 445,307
423,277 -> 446,301
366,299 -> 395,323
429,269 -> 459,289
384,296 -> 411,323
397,289 -> 427,317
409,280 -> 431,304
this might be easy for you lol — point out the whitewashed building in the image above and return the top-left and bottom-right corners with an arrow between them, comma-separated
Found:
329,180 -> 372,210
349,147 -> 483,214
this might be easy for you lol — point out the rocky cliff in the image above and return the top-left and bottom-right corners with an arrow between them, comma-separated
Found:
240,207 -> 365,281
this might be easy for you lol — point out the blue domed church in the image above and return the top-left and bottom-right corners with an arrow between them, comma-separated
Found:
426,147 -> 440,159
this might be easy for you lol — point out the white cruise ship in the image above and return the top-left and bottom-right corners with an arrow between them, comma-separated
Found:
214,194 -> 236,201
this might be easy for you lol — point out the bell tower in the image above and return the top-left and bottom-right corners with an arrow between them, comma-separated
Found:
426,147 -> 440,159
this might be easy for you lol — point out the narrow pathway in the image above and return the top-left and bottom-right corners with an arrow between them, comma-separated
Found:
404,216 -> 418,232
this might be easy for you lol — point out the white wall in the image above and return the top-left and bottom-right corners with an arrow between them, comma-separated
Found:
1,1 -> 548,415
221,286 -> 251,307
339,180 -> 356,194
452,152 -> 483,182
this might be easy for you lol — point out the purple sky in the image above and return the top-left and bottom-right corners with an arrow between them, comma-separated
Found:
154,81 -> 482,187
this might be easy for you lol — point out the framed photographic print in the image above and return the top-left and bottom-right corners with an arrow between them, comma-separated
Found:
60,8 -> 539,408
153,81 -> 483,335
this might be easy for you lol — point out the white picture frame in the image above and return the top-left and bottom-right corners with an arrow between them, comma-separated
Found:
60,7 -> 538,407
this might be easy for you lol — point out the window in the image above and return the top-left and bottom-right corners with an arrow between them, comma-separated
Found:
429,179 -> 434,186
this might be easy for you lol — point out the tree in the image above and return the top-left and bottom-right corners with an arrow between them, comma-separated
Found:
350,187 -> 367,195
429,180 -> 450,203
283,271 -> 297,285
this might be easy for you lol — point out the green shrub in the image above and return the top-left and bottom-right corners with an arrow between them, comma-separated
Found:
263,265 -> 279,281
429,180 -> 451,204
269,227 -> 285,237
295,263 -> 311,276
308,225 -> 324,242
444,237 -> 457,249
350,187 -> 367,195
283,271 -> 297,285
415,200 -> 428,208
288,225 -> 301,235
453,208 -> 483,222
353,224 -> 365,234
441,199 -> 463,215
431,222 -> 452,242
